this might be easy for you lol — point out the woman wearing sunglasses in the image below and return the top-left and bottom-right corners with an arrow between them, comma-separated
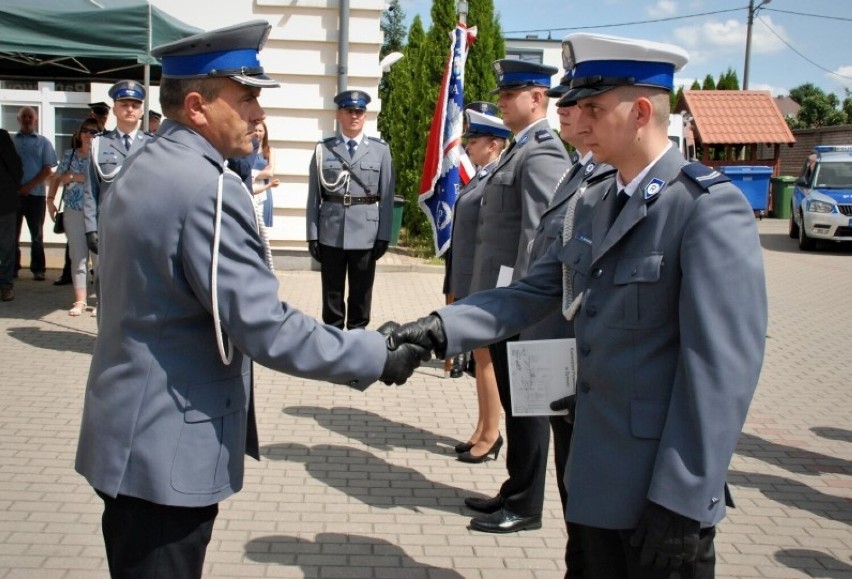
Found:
47,119 -> 100,316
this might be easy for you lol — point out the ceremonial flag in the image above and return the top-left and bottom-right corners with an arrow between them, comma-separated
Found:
418,23 -> 476,257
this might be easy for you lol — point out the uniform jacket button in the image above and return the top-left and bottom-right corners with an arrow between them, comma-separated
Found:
225,398 -> 232,408
579,382 -> 591,393
586,306 -> 597,317
579,344 -> 590,356
592,268 -> 603,278
349,380 -> 360,388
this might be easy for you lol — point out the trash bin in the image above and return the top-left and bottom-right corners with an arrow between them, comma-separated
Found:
390,195 -> 404,246
720,166 -> 773,214
770,176 -> 796,219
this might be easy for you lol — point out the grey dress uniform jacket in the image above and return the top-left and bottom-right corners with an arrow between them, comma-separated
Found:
83,129 -> 152,234
436,146 -> 767,529
306,135 -> 394,250
469,118 -> 571,292
75,120 -> 388,508
448,162 -> 493,299
520,158 -> 615,341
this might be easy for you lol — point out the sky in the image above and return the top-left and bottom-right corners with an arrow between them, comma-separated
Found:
396,0 -> 852,97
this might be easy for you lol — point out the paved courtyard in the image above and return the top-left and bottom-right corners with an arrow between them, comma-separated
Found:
0,219 -> 850,578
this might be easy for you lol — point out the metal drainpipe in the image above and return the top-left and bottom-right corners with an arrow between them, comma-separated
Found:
338,0 -> 349,94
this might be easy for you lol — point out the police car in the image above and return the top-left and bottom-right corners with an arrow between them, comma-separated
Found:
789,145 -> 852,250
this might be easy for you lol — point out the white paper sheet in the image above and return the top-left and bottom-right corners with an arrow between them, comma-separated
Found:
496,265 -> 514,288
507,338 -> 577,416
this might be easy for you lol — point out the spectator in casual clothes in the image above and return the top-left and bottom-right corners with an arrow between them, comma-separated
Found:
0,128 -> 23,301
47,119 -> 101,316
13,106 -> 57,281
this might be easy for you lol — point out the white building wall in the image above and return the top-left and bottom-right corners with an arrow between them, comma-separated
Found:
504,37 -> 564,130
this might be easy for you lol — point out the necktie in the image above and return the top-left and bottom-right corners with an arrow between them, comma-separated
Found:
347,139 -> 357,158
561,187 -> 585,321
123,134 -> 131,151
615,190 -> 630,216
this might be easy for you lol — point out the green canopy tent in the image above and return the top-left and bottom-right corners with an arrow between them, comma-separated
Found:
0,0 -> 200,129
0,0 -> 200,83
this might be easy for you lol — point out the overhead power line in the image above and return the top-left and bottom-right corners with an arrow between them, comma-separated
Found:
503,7 -> 743,35
756,14 -> 852,82
763,8 -> 852,22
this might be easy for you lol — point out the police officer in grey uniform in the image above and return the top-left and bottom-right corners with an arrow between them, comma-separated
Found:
462,59 -> 571,534
306,90 -> 395,330
83,79 -> 152,254
74,21 -> 427,578
386,33 -> 767,578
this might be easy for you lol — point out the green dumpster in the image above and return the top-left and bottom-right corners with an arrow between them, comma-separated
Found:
770,176 -> 796,219
390,196 -> 404,246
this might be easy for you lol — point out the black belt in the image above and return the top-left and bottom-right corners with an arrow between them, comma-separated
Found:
322,194 -> 379,206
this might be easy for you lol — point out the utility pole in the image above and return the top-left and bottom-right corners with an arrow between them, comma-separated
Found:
743,0 -> 771,90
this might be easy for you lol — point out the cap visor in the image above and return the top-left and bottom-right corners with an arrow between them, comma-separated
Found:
230,73 -> 280,88
546,84 -> 570,98
556,85 -> 617,107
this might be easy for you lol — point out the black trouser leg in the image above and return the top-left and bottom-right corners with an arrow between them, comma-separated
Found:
489,336 -> 551,517
319,244 -> 346,329
577,523 -> 716,579
60,243 -> 71,280
97,491 -> 218,579
344,248 -> 375,330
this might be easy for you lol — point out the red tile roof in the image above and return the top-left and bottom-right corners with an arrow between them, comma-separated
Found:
678,90 -> 795,145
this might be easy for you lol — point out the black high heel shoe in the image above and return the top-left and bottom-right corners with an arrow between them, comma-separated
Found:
457,434 -> 503,463
454,441 -> 475,453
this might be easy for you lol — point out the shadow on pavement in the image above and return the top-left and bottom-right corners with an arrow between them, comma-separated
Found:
262,442 -> 474,514
245,532 -> 464,578
736,432 -> 852,477
283,405 -> 463,455
760,231 -> 852,255
774,548 -> 852,578
6,325 -> 96,355
730,471 -> 852,526
812,426 -> 852,443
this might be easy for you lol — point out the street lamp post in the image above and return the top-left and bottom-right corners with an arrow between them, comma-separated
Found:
458,0 -> 468,25
743,0 -> 771,90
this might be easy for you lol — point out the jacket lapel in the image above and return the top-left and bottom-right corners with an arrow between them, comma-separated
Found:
349,137 -> 368,165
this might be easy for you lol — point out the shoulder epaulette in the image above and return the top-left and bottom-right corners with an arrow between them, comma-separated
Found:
322,136 -> 338,144
367,136 -> 388,146
681,162 -> 730,191
143,131 -> 154,137
534,129 -> 554,143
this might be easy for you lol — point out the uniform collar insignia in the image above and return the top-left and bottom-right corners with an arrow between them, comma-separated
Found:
643,178 -> 666,200
517,133 -> 530,146
585,161 -> 596,175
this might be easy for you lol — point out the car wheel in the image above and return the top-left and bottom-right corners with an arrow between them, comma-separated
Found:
798,212 -> 816,250
788,204 -> 799,238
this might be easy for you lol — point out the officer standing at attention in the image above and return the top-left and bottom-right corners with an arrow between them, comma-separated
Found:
306,90 -> 395,330
74,21 -> 428,578
461,59 -> 571,534
386,32 -> 767,578
83,79 -> 152,255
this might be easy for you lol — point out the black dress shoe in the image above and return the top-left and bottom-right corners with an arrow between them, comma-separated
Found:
53,276 -> 72,286
454,441 -> 474,453
469,508 -> 542,534
464,494 -> 503,514
457,434 -> 503,463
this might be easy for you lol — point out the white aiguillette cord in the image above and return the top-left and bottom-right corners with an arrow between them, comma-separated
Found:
211,169 -> 274,366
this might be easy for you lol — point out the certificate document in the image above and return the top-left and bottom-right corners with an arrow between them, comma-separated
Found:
507,338 -> 577,416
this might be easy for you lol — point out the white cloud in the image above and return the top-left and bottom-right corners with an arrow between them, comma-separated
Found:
646,0 -> 677,18
830,66 -> 852,88
671,15 -> 786,65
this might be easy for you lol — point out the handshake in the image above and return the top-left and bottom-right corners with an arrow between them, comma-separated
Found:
377,315 -> 578,420
377,315 -> 448,385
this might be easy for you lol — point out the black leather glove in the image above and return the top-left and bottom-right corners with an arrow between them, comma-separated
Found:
387,314 -> 448,359
86,232 -> 98,255
307,240 -> 321,262
379,337 -> 431,385
629,501 -> 700,570
371,240 -> 389,261
550,394 -> 577,424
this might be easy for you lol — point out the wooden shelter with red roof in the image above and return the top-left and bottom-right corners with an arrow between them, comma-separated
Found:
674,90 -> 796,176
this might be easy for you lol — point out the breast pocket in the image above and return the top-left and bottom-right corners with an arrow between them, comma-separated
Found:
98,151 -> 120,176
607,253 -> 669,329
321,159 -> 344,183
358,160 -> 381,187
172,376 -> 246,494
488,171 -> 519,212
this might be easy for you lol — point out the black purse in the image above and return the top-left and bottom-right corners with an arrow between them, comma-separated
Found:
53,148 -> 74,235
53,190 -> 65,234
